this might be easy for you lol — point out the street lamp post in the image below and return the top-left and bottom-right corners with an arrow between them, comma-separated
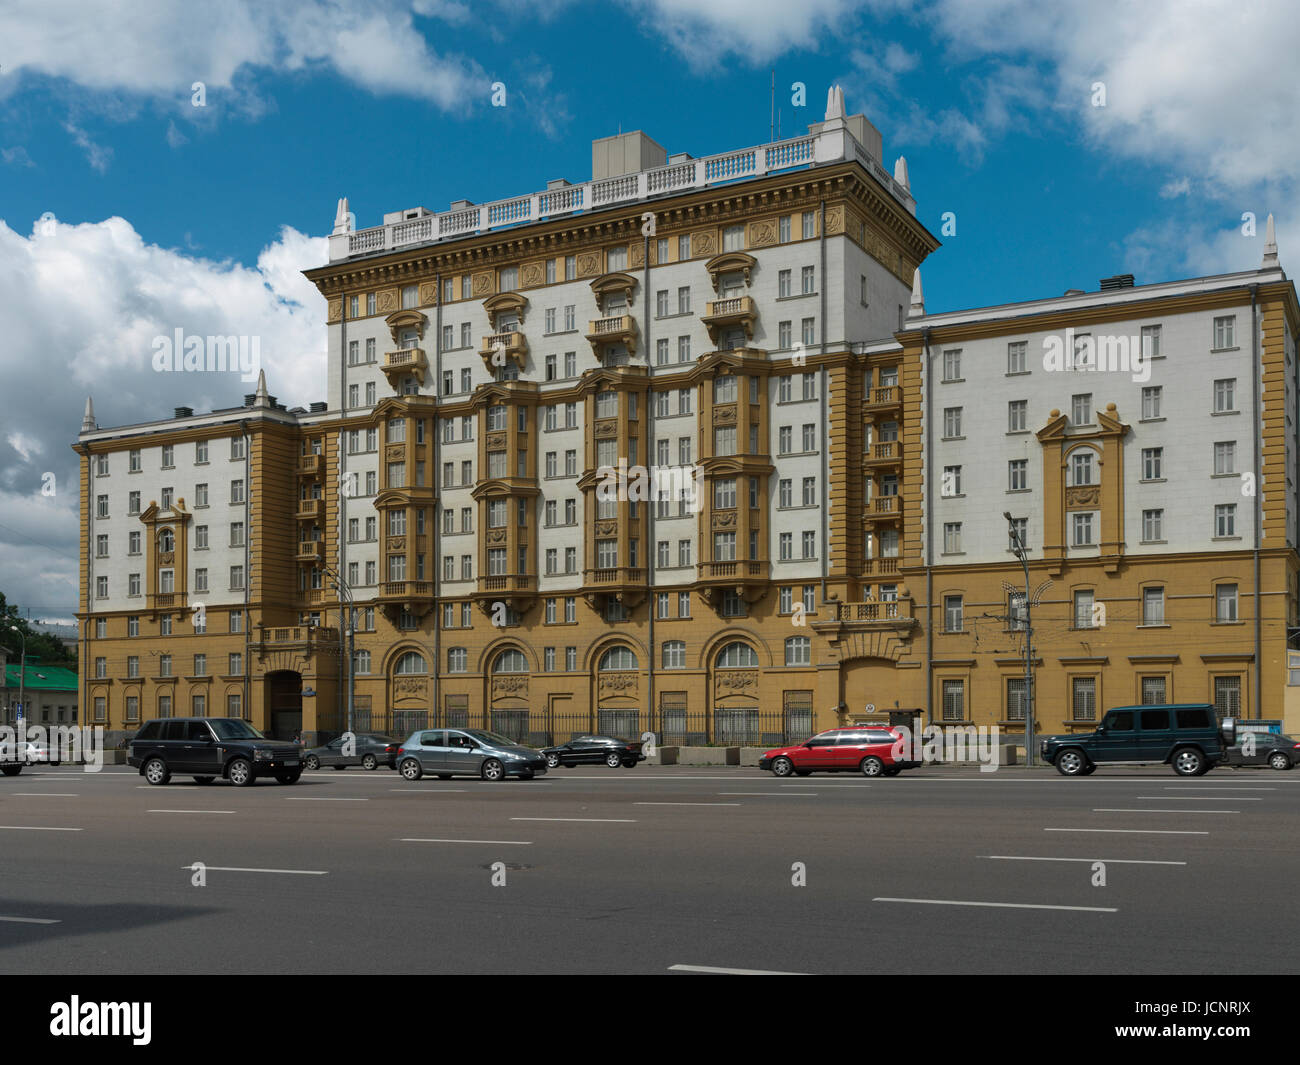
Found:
1003,513 -> 1035,766
9,625 -> 27,740
322,565 -> 355,738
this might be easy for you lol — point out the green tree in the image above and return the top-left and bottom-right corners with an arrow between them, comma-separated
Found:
0,593 -> 76,667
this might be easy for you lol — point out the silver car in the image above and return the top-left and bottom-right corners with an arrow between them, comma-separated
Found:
396,728 -> 548,782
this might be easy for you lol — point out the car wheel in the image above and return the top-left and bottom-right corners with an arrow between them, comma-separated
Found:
1172,748 -> 1206,777
144,757 -> 171,786
399,758 -> 423,781
481,759 -> 505,782
1055,749 -> 1088,776
193,776 -> 215,785
604,751 -> 622,768
771,756 -> 794,777
362,754 -> 378,770
304,755 -> 320,771
860,756 -> 885,777
228,759 -> 256,787
545,753 -> 561,769
1269,752 -> 1292,771
1,765 -> 22,777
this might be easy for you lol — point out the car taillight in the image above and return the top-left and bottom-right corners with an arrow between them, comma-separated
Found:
396,747 -> 405,756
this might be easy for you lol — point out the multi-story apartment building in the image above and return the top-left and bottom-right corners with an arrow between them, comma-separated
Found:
74,92 -> 1300,747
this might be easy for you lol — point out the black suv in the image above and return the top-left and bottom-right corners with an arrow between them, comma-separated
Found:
129,718 -> 303,786
1041,704 -> 1235,777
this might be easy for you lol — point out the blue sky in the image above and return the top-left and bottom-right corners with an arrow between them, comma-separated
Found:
0,0 -> 1295,620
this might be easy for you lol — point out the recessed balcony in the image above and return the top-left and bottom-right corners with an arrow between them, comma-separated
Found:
296,540 -> 323,563
479,331 -> 527,371
581,566 -> 648,609
295,499 -> 321,521
297,455 -> 321,477
863,385 -> 902,413
812,594 -> 917,646
862,496 -> 901,524
700,296 -> 757,344
863,441 -> 902,468
860,557 -> 901,577
149,592 -> 188,614
696,559 -> 769,607
382,347 -> 428,387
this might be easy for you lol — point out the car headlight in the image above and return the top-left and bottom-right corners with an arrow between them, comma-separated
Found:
254,749 -> 275,761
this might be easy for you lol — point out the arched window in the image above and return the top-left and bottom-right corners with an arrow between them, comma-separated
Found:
493,648 -> 529,673
1068,448 -> 1097,486
158,528 -> 175,553
785,636 -> 812,666
598,646 -> 638,671
394,651 -> 427,674
716,641 -> 759,668
661,641 -> 686,669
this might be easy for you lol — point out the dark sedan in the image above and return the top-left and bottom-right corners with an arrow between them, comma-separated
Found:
541,735 -> 645,769
303,733 -> 401,771
1224,731 -> 1300,770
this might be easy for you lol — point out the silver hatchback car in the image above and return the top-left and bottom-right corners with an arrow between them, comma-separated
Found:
396,728 -> 548,782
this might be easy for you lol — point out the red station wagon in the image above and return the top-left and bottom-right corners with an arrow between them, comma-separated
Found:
760,726 -> 918,778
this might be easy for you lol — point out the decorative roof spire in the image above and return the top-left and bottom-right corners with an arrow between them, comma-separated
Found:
1262,212 -> 1279,268
81,396 -> 97,433
332,197 -> 353,236
908,268 -> 925,318
824,85 -> 846,122
253,369 -> 271,408
893,156 -> 910,191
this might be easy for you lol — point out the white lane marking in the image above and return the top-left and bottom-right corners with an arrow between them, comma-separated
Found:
147,809 -> 236,815
669,964 -> 808,975
1092,808 -> 1238,814
873,897 -> 1117,912
634,802 -> 742,807
180,866 -> 328,875
780,783 -> 870,788
1164,787 -> 1274,791
399,838 -> 532,845
718,792 -> 818,796
0,915 -> 61,924
981,856 -> 1186,866
0,825 -> 83,832
388,789 -> 467,793
1045,828 -> 1209,835
1135,796 -> 1261,800
510,817 -> 637,823
284,797 -> 370,802
12,793 -> 78,797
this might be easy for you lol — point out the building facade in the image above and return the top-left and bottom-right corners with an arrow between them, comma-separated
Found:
74,94 -> 1300,747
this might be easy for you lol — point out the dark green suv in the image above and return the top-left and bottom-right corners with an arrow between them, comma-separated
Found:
1041,704 -> 1236,777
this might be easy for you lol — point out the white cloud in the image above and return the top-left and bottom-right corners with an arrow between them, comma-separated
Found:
1159,177 -> 1191,199
62,121 -> 112,173
0,213 -> 328,615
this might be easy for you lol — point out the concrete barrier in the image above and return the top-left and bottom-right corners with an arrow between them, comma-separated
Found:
739,747 -> 768,767
677,746 -> 739,765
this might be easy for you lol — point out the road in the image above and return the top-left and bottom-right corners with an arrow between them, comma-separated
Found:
0,762 -> 1295,974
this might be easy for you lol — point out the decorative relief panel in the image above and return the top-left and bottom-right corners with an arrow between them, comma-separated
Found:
378,289 -> 396,312
473,272 -> 493,296
1066,486 -> 1101,508
594,419 -> 618,437
715,669 -> 759,697
419,282 -> 438,306
521,260 -> 545,287
486,529 -> 506,544
712,512 -> 737,530
492,674 -> 529,700
327,298 -> 342,323
393,677 -> 427,702
388,537 -> 406,552
693,232 -> 716,256
598,671 -> 638,698
594,520 -> 617,537
385,444 -> 405,461
577,251 -> 601,277
714,405 -> 737,425
824,206 -> 845,236
750,219 -> 777,247
486,432 -> 507,450
629,242 -> 645,268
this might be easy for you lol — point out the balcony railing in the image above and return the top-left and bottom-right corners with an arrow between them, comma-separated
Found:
862,558 -> 900,576
864,442 -> 900,465
382,347 -> 428,385
379,581 -> 434,599
699,560 -> 767,580
479,331 -> 527,369
585,566 -> 647,585
297,455 -> 321,476
701,296 -> 757,343
864,386 -> 901,408
329,126 -> 916,262
297,541 -> 323,562
831,598 -> 909,622
295,499 -> 321,521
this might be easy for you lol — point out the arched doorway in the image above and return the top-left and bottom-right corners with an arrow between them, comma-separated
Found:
265,671 -> 302,740
712,640 -> 760,744
489,648 -> 530,742
595,645 -> 640,738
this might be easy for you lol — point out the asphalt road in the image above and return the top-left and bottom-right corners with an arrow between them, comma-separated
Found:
0,761 -> 1295,974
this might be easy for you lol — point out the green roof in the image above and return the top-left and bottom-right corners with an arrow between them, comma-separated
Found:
4,664 -> 78,691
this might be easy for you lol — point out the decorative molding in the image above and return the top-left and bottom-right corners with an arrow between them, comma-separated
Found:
486,432 -> 507,450
377,289 -> 396,312
492,674 -> 529,700
486,529 -> 506,544
327,298 -> 342,323
598,671 -> 638,698
385,444 -> 405,461
1066,485 -> 1101,508
693,231 -> 716,256
388,537 -> 405,552
473,271 -> 493,296
714,404 -> 737,424
824,206 -> 845,236
712,512 -> 737,529
749,219 -> 777,247
715,669 -> 758,696
577,251 -> 601,277
594,520 -> 617,537
418,282 -> 438,306
594,419 -> 618,437
520,260 -> 545,287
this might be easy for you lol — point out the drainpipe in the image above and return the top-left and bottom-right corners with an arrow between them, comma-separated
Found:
432,273 -> 442,728
240,419 -> 251,729
1250,284 -> 1262,719
79,443 -> 91,732
922,327 -> 934,728
643,237 -> 655,743
819,197 -> 829,605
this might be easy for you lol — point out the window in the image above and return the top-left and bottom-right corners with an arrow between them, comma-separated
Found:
943,407 -> 962,438
779,532 -> 792,559
128,491 -> 140,515
714,532 -> 736,561
1006,678 -> 1027,721
941,680 -> 965,722
1142,587 -> 1165,625
1215,504 -> 1237,537
714,426 -> 736,456
1141,324 -> 1162,359
801,211 -> 816,239
801,318 -> 815,345
1072,512 -> 1094,546
129,449 -> 141,472
230,479 -> 245,503
1214,676 -> 1242,717
1071,394 -> 1092,425
1214,378 -> 1237,413
1141,386 -> 1162,419
1007,342 -> 1027,374
785,636 -> 811,666
717,642 -> 759,668
801,265 -> 815,294
942,522 -> 962,554
1074,589 -> 1095,629
942,348 -> 962,381
1142,447 -> 1163,480
1213,315 -> 1236,350
1070,450 -> 1094,486
1072,678 -> 1097,721
942,465 -> 962,497
1213,441 -> 1237,475
1008,459 -> 1028,492
801,530 -> 816,559
944,595 -> 963,632
1142,509 -> 1164,541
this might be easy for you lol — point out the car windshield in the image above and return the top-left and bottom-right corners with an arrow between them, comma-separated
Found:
209,720 -> 267,741
466,730 -> 523,747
